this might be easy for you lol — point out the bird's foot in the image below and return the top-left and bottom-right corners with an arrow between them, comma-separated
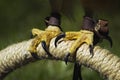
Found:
55,30 -> 94,64
29,26 -> 62,58
55,17 -> 112,64
29,13 -> 62,58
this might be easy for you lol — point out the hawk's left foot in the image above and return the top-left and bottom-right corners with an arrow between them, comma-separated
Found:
55,17 -> 112,64
63,30 -> 94,64
55,29 -> 94,64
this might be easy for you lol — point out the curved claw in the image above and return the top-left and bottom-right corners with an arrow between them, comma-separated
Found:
31,52 -> 40,59
73,63 -> 82,80
105,36 -> 113,47
64,53 -> 70,65
41,41 -> 52,57
55,33 -> 65,47
89,45 -> 94,57
30,32 -> 35,38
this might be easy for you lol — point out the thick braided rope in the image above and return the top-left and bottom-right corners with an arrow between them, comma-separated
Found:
0,38 -> 120,80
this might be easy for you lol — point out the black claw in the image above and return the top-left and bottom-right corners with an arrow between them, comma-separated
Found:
73,63 -> 82,80
55,33 -> 65,47
30,32 -> 37,38
31,52 -> 40,59
30,33 -> 33,38
89,45 -> 94,57
44,17 -> 50,26
105,36 -> 113,48
41,41 -> 52,57
64,53 -> 70,65
30,32 -> 34,38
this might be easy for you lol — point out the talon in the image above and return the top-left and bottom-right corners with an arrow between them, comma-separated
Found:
105,36 -> 113,47
95,19 -> 113,47
73,63 -> 82,80
44,17 -> 50,26
60,30 -> 94,65
30,32 -> 34,38
64,53 -> 70,65
55,33 -> 65,47
29,13 -> 63,58
41,41 -> 52,57
30,29 -> 40,38
89,45 -> 94,57
30,32 -> 37,38
30,52 -> 40,59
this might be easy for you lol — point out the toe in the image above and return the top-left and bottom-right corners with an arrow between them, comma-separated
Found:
41,41 -> 52,57
55,33 -> 65,47
89,45 -> 94,57
64,53 -> 70,65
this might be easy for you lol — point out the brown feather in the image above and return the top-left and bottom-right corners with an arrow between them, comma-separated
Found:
49,0 -> 75,18
49,0 -> 120,17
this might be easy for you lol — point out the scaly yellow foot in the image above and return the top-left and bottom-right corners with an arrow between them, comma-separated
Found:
55,19 -> 112,64
29,25 -> 62,56
65,30 -> 94,56
56,30 -> 94,64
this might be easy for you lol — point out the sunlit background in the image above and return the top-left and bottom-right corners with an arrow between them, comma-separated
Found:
0,0 -> 120,80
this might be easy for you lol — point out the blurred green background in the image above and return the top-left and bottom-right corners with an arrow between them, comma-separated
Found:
0,0 -> 120,80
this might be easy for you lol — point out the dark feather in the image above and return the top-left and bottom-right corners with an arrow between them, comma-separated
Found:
49,0 -> 75,19
49,0 -> 120,18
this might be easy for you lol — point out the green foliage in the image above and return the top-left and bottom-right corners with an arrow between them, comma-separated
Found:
0,0 -> 120,80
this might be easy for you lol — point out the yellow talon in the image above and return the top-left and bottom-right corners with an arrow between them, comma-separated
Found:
29,25 -> 62,54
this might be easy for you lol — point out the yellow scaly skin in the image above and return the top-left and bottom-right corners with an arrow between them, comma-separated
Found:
29,25 -> 62,54
64,30 -> 94,57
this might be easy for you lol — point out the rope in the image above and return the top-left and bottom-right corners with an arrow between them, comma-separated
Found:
0,38 -> 120,80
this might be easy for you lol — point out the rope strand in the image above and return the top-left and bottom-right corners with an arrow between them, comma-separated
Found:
0,38 -> 120,80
